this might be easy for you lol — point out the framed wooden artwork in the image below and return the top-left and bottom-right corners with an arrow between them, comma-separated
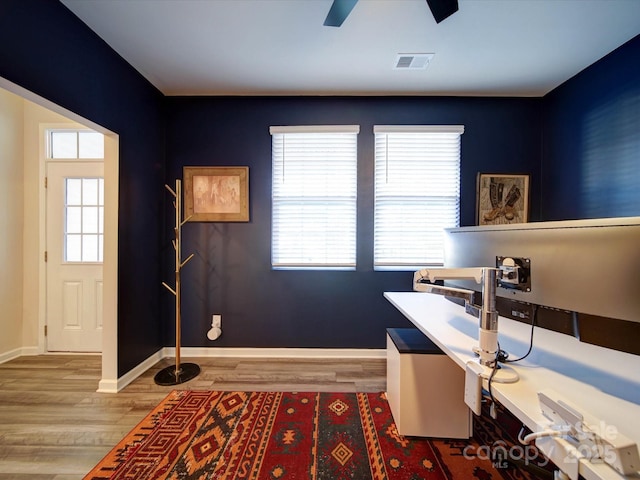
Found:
183,166 -> 249,222
476,173 -> 529,225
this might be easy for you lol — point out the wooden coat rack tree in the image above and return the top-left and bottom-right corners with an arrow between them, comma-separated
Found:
154,179 -> 200,385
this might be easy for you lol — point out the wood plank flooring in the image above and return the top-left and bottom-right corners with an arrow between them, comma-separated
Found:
0,354 -> 386,479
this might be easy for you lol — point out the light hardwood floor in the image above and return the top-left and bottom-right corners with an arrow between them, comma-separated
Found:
0,354 -> 386,479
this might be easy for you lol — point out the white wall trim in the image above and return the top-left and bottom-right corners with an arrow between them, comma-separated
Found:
1,349 -> 21,364
168,347 -> 387,359
0,346 -> 39,364
96,378 -> 119,394
6,347 -> 385,391
98,347 -> 386,392
97,348 -> 164,393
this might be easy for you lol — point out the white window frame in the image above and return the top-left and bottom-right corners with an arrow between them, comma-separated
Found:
48,129 -> 104,159
270,125 -> 359,270
63,177 -> 105,263
374,125 -> 464,270
47,128 -> 105,264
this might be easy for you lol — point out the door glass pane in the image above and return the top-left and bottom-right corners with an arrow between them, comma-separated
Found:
66,235 -> 82,262
98,236 -> 104,262
98,206 -> 104,234
82,235 -> 99,262
64,176 -> 104,263
66,207 -> 82,234
82,178 -> 99,205
98,178 -> 104,204
51,131 -> 77,158
83,207 -> 99,234
66,179 -> 82,205
78,131 -> 104,159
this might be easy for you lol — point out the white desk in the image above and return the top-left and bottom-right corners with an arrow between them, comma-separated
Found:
384,292 -> 640,480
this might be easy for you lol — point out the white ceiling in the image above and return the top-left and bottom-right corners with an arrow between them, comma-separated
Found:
60,0 -> 640,97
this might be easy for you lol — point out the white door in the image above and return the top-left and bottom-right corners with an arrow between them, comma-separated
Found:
46,161 -> 104,352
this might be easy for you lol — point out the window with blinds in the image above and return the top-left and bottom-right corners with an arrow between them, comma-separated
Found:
270,126 -> 359,269
374,125 -> 464,270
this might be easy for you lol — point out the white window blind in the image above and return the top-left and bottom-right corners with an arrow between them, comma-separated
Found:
374,125 -> 464,269
270,126 -> 359,269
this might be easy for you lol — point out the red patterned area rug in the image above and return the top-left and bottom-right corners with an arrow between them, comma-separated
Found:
84,390 -> 537,480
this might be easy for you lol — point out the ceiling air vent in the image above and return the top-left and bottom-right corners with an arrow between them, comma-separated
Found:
394,53 -> 434,70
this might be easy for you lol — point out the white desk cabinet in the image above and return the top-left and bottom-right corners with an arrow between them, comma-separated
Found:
386,328 -> 472,439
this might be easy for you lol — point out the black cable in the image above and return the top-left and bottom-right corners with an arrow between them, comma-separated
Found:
487,350 -> 500,405
504,304 -> 538,363
487,304 -> 538,405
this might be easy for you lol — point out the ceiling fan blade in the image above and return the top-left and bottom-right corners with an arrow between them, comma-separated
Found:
323,0 -> 358,27
426,0 -> 458,23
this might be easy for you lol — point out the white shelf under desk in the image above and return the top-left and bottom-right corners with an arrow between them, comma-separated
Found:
384,291 -> 640,480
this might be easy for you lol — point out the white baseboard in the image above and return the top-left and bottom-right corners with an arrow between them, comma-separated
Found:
0,346 -> 39,364
101,347 -> 386,393
165,347 -> 387,359
97,348 -> 164,393
5,346 -> 385,393
96,378 -> 119,393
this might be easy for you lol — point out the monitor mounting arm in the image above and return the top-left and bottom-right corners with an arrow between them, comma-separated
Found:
413,267 -> 499,368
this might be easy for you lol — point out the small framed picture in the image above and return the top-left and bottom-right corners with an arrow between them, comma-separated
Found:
183,166 -> 249,222
476,173 -> 529,225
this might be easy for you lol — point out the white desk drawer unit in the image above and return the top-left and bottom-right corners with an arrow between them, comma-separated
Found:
386,328 -> 472,439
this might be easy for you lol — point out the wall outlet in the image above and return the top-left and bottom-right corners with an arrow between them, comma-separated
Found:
212,314 -> 222,328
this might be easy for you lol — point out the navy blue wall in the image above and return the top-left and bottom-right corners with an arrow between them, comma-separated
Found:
0,0 -> 165,375
166,96 -> 542,348
542,34 -> 640,220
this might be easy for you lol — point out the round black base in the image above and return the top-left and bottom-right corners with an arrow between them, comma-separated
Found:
154,362 -> 201,386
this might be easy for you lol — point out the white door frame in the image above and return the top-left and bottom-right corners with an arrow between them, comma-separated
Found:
39,125 -> 119,389
45,157 -> 104,353
34,123 -> 119,393
0,76 -> 119,392
100,132 -> 119,390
